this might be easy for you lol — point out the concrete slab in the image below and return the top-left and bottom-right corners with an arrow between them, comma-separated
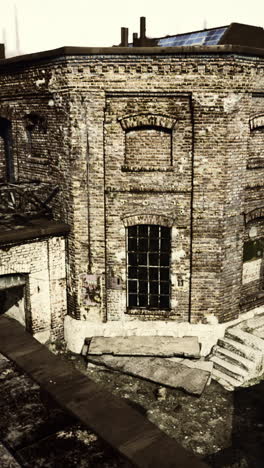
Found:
87,355 -> 210,396
168,358 -> 213,385
87,336 -> 200,358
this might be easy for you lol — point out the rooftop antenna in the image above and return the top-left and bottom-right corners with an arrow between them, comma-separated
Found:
2,28 -> 6,45
14,3 -> 21,55
203,19 -> 207,30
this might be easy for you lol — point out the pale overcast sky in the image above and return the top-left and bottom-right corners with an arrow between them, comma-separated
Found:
1,0 -> 264,56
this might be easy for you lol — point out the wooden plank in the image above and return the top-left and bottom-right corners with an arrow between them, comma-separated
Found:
0,317 -> 208,468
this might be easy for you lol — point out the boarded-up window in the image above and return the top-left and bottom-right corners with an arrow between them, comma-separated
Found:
24,113 -> 48,161
125,126 -> 172,168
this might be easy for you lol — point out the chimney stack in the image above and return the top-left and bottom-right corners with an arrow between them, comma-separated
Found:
120,27 -> 129,47
132,17 -> 157,47
133,32 -> 138,43
140,17 -> 146,39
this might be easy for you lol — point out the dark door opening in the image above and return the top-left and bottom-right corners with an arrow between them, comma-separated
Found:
0,285 -> 26,327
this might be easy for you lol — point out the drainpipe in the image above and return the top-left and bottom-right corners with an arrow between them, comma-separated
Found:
188,93 -> 195,323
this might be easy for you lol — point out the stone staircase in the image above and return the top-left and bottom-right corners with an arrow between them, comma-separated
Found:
210,312 -> 264,391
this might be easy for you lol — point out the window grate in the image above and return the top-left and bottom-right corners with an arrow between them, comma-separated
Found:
127,224 -> 171,310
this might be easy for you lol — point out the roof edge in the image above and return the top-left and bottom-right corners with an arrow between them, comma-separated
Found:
1,44 -> 264,68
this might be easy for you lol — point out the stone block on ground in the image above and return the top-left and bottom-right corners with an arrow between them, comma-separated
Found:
168,358 -> 213,385
87,355 -> 210,395
86,336 -> 200,358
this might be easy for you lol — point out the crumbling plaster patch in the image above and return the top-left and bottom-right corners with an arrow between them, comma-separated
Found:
223,93 -> 242,113
242,259 -> 262,284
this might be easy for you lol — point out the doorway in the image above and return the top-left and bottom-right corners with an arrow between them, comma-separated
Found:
0,274 -> 27,328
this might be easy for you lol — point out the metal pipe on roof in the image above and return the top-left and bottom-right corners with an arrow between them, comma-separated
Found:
133,32 -> 138,46
140,17 -> 146,39
121,27 -> 129,47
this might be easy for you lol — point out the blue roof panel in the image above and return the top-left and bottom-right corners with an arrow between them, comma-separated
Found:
157,27 -> 227,47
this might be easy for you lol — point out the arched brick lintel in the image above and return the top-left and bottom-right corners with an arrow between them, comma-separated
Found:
121,213 -> 174,228
249,114 -> 264,131
244,207 -> 264,224
118,113 -> 177,131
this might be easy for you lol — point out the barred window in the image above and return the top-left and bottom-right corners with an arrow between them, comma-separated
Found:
127,224 -> 171,309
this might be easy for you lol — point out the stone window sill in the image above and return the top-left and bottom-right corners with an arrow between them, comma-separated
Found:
126,307 -> 174,317
121,165 -> 174,173
29,157 -> 49,165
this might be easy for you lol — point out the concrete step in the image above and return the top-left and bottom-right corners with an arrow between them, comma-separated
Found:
245,313 -> 264,330
214,347 -> 255,372
87,336 -> 201,358
217,337 -> 259,362
226,327 -> 264,352
211,356 -> 247,381
211,368 -> 241,391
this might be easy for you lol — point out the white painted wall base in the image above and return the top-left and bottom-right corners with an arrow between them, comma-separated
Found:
64,306 -> 264,355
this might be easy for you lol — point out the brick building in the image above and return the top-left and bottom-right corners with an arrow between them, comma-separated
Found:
1,19 -> 264,354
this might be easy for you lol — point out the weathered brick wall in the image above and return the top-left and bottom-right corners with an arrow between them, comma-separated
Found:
241,93 -> 264,311
0,60 -> 78,318
1,52 -> 264,328
0,235 -> 67,339
125,128 -> 171,167
102,92 -> 192,322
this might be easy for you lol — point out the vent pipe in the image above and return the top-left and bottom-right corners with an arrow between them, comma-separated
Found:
140,17 -> 146,39
120,27 -> 129,47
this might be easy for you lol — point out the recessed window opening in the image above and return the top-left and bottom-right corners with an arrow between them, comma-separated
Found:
0,117 -> 14,182
24,113 -> 47,159
127,224 -> 171,309
126,125 -> 172,135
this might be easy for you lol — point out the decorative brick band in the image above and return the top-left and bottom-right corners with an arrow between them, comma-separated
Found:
244,206 -> 264,224
118,113 -> 177,131
249,114 -> 264,131
121,213 -> 175,227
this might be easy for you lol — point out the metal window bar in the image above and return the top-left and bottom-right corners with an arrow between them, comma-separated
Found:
127,224 -> 171,310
